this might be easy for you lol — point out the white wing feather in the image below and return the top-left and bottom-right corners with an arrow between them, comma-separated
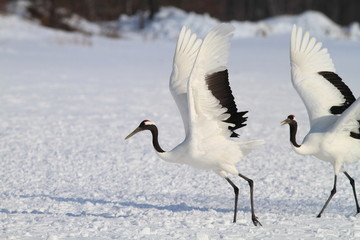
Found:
169,26 -> 202,136
187,23 -> 235,140
290,25 -> 347,127
330,97 -> 360,136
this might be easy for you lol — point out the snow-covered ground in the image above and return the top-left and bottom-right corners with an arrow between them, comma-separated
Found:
1,7 -> 360,239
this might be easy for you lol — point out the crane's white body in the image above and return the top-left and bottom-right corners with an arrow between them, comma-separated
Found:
152,24 -> 263,177
157,132 -> 261,176
295,127 -> 360,173
290,25 -> 360,174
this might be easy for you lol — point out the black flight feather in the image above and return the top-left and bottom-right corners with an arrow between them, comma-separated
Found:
205,69 -> 248,138
350,120 -> 360,140
318,71 -> 356,115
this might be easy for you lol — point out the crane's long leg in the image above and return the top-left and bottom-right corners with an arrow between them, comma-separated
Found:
344,171 -> 360,214
317,175 -> 337,218
225,177 -> 239,223
238,173 -> 262,226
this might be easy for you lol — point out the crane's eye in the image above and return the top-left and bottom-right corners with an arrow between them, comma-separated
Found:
288,115 -> 295,120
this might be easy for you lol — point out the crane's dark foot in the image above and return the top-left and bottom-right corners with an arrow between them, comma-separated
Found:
252,215 -> 262,226
316,213 -> 321,218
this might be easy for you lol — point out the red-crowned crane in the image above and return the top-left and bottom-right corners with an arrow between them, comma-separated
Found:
281,25 -> 360,217
125,24 -> 264,226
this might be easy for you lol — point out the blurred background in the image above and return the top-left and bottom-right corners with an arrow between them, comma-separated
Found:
1,0 -> 359,37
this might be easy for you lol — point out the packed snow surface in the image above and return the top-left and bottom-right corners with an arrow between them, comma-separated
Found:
1,7 -> 360,239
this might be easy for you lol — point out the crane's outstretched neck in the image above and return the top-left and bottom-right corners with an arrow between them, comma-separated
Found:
125,120 -> 165,153
148,125 -> 165,153
281,115 -> 301,148
289,120 -> 301,148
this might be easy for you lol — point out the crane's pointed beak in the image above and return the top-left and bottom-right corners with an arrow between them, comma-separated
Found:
280,119 -> 290,126
125,127 -> 142,140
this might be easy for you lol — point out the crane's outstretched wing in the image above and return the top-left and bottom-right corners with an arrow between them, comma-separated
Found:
169,26 -> 202,136
290,25 -> 355,128
187,23 -> 248,140
329,97 -> 360,138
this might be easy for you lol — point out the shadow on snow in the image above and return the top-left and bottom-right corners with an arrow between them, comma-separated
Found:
0,194 -> 231,218
3,194 -> 340,219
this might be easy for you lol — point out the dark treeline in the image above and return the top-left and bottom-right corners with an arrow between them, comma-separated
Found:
182,0 -> 360,25
1,0 -> 359,30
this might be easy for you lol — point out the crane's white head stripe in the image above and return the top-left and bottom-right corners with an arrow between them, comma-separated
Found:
143,120 -> 155,126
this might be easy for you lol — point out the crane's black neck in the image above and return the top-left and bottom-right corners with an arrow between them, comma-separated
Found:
147,125 -> 165,153
289,121 -> 301,148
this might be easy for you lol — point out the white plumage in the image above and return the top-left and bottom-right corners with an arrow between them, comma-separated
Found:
126,24 -> 263,225
282,25 -> 360,217
169,26 -> 202,136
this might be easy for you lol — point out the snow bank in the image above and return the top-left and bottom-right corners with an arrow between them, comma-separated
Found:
1,6 -> 358,43
0,14 -> 93,46
121,7 -> 360,41
0,14 -> 50,41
